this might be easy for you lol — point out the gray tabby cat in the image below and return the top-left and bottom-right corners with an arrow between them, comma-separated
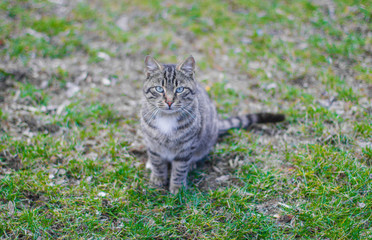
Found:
141,56 -> 284,194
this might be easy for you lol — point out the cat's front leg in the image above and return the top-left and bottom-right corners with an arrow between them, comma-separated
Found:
170,159 -> 190,194
148,149 -> 168,187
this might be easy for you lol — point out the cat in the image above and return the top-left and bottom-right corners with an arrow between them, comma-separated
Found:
140,55 -> 285,194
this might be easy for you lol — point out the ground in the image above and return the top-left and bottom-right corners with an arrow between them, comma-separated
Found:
0,0 -> 371,239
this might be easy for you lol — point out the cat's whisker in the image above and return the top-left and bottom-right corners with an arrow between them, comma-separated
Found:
179,110 -> 189,122
143,107 -> 158,120
143,104 -> 159,120
181,106 -> 196,120
143,107 -> 156,119
148,108 -> 159,123
146,109 -> 156,121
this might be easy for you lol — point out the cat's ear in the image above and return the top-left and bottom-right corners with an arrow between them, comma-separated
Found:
144,56 -> 163,76
177,55 -> 195,74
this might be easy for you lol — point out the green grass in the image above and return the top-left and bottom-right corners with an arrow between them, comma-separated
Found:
18,82 -> 50,106
1,0 -> 371,238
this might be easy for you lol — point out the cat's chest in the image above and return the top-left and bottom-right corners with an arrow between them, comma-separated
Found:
155,115 -> 178,135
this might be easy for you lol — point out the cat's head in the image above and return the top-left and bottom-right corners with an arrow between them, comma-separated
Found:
143,56 -> 197,112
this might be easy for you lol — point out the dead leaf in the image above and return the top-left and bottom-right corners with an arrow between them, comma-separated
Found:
8,201 -> 15,216
275,214 -> 294,223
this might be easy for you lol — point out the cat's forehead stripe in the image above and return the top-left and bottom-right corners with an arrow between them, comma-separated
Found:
167,66 -> 172,85
171,67 -> 176,85
162,65 -> 177,86
162,71 -> 166,86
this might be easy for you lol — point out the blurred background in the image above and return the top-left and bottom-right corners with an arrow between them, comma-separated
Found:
1,0 -> 370,120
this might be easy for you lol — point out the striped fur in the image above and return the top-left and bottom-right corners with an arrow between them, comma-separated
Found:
141,56 -> 284,194
218,113 -> 285,135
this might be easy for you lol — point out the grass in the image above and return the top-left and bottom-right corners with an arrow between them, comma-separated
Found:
0,0 -> 371,238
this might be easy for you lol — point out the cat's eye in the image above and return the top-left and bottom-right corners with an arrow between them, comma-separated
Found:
176,87 -> 184,93
155,86 -> 164,93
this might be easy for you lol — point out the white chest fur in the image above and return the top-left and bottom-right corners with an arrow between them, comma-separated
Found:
155,114 -> 178,135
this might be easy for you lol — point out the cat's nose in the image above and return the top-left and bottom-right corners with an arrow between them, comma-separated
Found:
166,101 -> 173,107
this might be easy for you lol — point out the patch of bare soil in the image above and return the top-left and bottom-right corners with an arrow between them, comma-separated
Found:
289,74 -> 317,89
0,151 -> 23,171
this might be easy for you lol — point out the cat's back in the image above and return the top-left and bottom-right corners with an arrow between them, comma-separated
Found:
189,82 -> 219,161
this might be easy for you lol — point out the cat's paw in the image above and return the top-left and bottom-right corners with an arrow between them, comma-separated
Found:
145,160 -> 153,170
150,173 -> 166,187
169,184 -> 181,194
170,182 -> 187,194
189,162 -> 197,171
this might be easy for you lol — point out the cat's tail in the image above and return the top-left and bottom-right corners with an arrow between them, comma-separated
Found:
218,113 -> 285,135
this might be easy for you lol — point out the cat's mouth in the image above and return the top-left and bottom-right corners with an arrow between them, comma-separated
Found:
161,108 -> 177,113
159,106 -> 180,113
